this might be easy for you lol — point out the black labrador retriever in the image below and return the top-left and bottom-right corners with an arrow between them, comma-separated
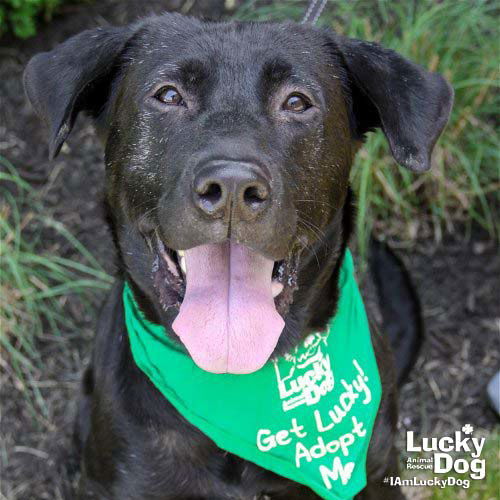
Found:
24,13 -> 453,499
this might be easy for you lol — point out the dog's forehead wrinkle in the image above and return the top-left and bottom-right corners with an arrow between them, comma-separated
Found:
129,17 -> 333,85
153,63 -> 182,78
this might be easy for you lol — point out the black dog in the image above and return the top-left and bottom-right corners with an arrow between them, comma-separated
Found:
24,13 -> 453,499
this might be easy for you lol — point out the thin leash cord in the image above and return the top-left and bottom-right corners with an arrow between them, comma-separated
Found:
301,0 -> 328,25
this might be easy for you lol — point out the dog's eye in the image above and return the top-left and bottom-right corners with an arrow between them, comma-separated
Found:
154,86 -> 184,106
282,93 -> 311,113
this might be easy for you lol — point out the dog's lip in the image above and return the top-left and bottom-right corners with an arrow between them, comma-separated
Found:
157,238 -> 285,298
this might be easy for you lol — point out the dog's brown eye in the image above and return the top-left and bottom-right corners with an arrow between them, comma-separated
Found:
154,86 -> 184,106
282,94 -> 311,113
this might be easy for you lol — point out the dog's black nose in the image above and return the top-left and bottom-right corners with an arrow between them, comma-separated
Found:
193,162 -> 270,221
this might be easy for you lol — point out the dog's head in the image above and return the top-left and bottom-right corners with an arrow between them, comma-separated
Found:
24,13 -> 453,374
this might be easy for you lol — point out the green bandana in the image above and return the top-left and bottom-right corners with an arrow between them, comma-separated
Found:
124,250 -> 381,499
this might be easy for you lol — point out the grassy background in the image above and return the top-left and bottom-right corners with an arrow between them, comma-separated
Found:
0,0 -> 63,38
0,156 -> 112,424
0,1 -> 498,498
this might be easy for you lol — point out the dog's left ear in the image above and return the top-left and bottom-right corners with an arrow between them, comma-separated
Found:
23,24 -> 139,159
335,35 -> 454,172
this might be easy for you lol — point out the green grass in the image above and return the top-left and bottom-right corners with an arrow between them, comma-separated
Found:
0,156 -> 112,420
235,0 -> 499,256
0,0 -> 62,38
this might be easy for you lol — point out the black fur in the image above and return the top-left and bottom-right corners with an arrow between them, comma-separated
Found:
24,13 -> 453,499
369,239 -> 424,385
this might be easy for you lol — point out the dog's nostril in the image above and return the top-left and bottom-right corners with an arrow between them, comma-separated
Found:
199,182 -> 223,205
243,184 -> 268,209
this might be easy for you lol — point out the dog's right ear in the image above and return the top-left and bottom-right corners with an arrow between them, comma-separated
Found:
23,25 -> 138,159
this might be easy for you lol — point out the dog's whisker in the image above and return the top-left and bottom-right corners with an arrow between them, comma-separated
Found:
296,217 -> 328,248
136,206 -> 160,227
290,223 -> 321,271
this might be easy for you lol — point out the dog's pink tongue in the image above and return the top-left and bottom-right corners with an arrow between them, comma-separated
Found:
172,242 -> 284,374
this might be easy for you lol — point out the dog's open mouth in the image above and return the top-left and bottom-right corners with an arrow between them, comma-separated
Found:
152,237 -> 299,374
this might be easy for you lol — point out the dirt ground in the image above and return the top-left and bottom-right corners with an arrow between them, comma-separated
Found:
1,2 -> 499,499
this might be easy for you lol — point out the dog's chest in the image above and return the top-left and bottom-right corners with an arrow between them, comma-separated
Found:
118,426 -> 281,499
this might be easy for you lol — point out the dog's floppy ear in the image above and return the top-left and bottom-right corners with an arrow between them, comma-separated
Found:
336,36 -> 454,172
23,25 -> 138,159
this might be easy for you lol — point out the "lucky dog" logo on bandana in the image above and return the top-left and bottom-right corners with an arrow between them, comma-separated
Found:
274,332 -> 334,411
